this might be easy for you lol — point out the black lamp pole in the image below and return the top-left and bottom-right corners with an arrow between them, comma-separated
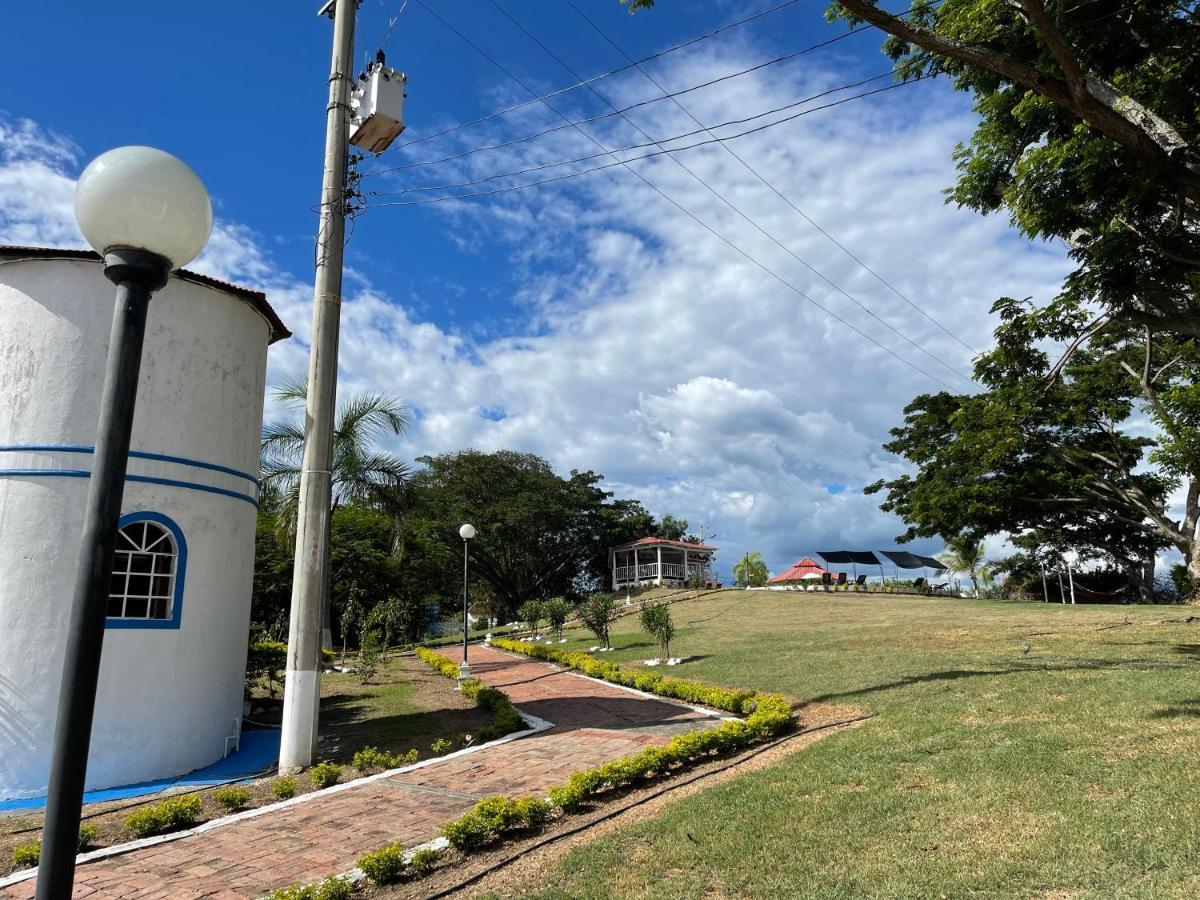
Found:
36,250 -> 170,900
462,538 -> 470,668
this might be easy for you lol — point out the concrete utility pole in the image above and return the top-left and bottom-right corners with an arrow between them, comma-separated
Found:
279,0 -> 357,773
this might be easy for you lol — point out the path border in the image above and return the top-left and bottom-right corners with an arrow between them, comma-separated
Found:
0,713 -> 554,889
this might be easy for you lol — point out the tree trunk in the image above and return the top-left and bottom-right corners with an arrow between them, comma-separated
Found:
1186,546 -> 1200,603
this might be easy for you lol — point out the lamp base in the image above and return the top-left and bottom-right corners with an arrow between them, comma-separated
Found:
457,661 -> 472,687
103,249 -> 171,290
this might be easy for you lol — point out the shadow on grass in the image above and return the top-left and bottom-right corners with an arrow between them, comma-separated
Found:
810,656 -> 1191,703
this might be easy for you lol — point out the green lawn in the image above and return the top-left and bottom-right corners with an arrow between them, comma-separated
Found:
524,592 -> 1200,899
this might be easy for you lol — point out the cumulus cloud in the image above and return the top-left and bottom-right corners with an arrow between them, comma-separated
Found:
1,26 -> 1075,579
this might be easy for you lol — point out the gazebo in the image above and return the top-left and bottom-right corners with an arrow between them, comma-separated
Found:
766,557 -> 829,589
609,537 -> 718,590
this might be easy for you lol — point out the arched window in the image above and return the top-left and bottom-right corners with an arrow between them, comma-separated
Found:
107,513 -> 186,629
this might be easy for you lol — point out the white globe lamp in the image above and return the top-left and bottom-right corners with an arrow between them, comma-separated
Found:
458,524 -> 476,683
75,145 -> 212,271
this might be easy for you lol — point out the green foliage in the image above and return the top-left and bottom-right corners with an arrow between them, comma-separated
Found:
355,631 -> 381,683
271,776 -> 298,800
11,842 -> 39,869
308,762 -> 343,790
408,847 -> 442,877
212,785 -> 251,812
357,842 -> 408,884
266,876 -> 353,900
518,599 -> 546,633
430,737 -> 454,756
656,514 -> 689,541
732,551 -> 769,588
578,593 -> 621,647
78,824 -> 98,850
352,745 -> 419,772
246,639 -> 288,699
938,535 -> 992,596
415,647 -> 528,742
440,794 -> 553,852
543,597 -> 571,637
639,601 -> 676,662
251,510 -> 294,640
124,795 -> 204,837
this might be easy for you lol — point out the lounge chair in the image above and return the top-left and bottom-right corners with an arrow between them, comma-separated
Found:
854,575 -> 867,587
836,572 -> 848,586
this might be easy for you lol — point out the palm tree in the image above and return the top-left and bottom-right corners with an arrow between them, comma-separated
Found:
938,534 -> 991,597
260,379 -> 410,648
260,378 -> 411,535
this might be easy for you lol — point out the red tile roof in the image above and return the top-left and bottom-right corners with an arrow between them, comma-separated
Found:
767,557 -> 829,583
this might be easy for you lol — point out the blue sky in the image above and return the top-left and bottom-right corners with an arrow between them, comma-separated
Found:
0,1 -> 1076,577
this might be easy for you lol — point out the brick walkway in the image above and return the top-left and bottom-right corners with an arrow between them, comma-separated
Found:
3,645 -> 722,899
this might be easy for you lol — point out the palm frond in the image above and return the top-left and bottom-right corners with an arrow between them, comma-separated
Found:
271,376 -> 310,407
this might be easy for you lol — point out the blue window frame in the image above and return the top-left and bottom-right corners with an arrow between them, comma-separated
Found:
106,512 -> 186,630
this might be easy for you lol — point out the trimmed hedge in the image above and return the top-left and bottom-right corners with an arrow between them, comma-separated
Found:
414,647 -> 527,742
489,637 -> 759,713
124,795 -> 204,837
267,876 -> 353,900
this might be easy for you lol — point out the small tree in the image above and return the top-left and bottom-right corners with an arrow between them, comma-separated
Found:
518,599 -> 546,635
544,597 -> 571,639
639,601 -> 675,664
938,535 -> 992,598
733,552 -> 768,588
579,593 -> 620,648
355,631 -> 381,684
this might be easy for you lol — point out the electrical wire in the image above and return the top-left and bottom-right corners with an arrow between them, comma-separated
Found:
561,0 -> 977,358
363,28 -> 888,177
371,72 -> 898,196
401,0 -> 959,390
367,79 -> 921,206
463,0 -> 969,384
386,0 -> 808,151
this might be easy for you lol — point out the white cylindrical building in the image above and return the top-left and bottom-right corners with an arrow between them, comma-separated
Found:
0,247 -> 288,799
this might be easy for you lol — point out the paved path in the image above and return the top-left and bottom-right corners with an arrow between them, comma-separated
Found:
4,645 -> 721,899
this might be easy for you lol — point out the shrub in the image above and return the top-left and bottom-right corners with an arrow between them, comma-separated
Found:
271,775 -> 298,800
578,593 -> 620,647
357,842 -> 407,884
11,842 -> 40,870
78,823 -> 98,850
431,737 -> 454,756
355,632 -> 381,683
246,640 -> 288,698
408,846 -> 442,877
308,762 -> 342,790
124,795 -> 203,837
517,599 -> 546,633
267,876 -> 353,900
212,785 -> 251,812
415,648 -> 526,742
543,597 -> 571,638
352,746 -> 419,772
639,601 -> 676,663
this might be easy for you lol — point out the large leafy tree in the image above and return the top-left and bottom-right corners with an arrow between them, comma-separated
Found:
626,0 -> 1199,338
400,449 -> 643,618
868,297 -> 1200,598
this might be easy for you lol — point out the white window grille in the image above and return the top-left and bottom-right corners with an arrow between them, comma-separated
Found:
108,520 -> 177,620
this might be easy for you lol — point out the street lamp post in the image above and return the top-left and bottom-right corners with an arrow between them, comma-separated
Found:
459,523 -> 476,683
36,146 -> 211,900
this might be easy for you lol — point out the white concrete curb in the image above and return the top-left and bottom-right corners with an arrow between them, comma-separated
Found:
0,713 -> 554,889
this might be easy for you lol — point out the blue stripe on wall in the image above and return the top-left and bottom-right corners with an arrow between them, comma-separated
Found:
0,445 -> 258,485
0,469 -> 258,508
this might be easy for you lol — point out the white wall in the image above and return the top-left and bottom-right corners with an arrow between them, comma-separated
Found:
0,257 -> 272,798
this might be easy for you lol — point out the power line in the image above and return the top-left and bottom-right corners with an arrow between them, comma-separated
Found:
560,0 -> 977,357
371,73 -> 897,196
368,79 -> 921,205
363,43 -> 893,179
400,0 -> 960,391
478,0 -> 974,385
384,0 -> 826,152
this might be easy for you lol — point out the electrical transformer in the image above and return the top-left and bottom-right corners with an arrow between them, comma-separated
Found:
350,63 -> 407,154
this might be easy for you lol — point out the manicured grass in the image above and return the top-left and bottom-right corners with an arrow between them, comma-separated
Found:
525,592 -> 1200,898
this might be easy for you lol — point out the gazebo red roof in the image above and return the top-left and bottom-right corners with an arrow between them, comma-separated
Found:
611,536 -> 718,552
767,557 -> 829,583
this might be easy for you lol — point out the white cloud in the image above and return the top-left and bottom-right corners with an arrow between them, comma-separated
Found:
0,33 -> 1076,578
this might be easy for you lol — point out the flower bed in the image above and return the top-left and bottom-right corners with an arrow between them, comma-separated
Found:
414,647 -> 526,742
